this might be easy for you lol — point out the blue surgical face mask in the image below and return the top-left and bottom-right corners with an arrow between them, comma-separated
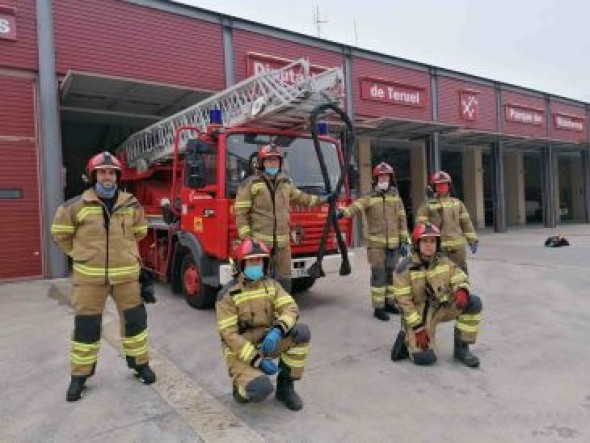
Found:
244,264 -> 264,281
265,167 -> 279,177
95,182 -> 117,199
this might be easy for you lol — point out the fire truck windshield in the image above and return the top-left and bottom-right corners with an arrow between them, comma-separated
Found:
225,133 -> 341,198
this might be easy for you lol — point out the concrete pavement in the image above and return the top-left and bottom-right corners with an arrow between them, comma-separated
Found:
2,225 -> 590,442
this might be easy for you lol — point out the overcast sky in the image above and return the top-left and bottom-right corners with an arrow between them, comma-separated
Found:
175,0 -> 590,103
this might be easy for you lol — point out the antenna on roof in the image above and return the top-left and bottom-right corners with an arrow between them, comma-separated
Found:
314,5 -> 328,38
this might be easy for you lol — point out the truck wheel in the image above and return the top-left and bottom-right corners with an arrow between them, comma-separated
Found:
291,276 -> 316,293
181,254 -> 214,309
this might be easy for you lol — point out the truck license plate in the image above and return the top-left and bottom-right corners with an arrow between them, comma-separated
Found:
292,268 -> 308,278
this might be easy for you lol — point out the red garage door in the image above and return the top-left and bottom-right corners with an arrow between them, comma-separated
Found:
0,75 -> 42,280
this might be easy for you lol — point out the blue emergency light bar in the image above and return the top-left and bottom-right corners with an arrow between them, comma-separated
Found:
316,122 -> 329,135
209,109 -> 223,125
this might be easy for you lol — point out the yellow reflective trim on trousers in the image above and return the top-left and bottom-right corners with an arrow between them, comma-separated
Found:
218,315 -> 238,330
274,295 -> 295,309
459,313 -> 481,321
70,354 -> 98,365
124,344 -> 148,357
393,286 -> 411,296
71,341 -> 101,352
122,329 -> 148,345
386,285 -> 396,292
410,271 -> 426,280
253,232 -> 289,243
405,311 -> 421,326
73,263 -> 140,277
239,342 -> 256,361
371,286 -> 386,294
464,233 -> 478,239
456,322 -> 479,333
77,207 -> 103,223
235,201 -> 252,209
280,354 -> 305,368
285,345 -> 309,356
278,314 -> 295,329
51,224 -> 75,233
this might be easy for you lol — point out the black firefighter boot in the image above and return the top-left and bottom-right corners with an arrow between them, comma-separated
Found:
135,363 -> 157,384
384,301 -> 400,315
453,329 -> 480,368
276,373 -> 303,411
66,376 -> 87,402
373,308 -> 390,321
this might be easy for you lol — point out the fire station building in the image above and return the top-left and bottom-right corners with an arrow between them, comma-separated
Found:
1,0 -> 589,281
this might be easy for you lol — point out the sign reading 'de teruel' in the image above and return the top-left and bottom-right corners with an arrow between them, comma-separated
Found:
360,77 -> 425,108
505,104 -> 544,126
246,53 -> 327,84
0,6 -> 16,41
553,113 -> 585,132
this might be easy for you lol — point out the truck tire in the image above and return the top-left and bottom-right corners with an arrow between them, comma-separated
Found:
180,254 -> 215,309
291,276 -> 316,293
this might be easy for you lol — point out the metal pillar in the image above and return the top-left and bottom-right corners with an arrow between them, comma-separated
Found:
37,0 -> 67,277
582,149 -> 590,223
222,17 -> 235,88
542,144 -> 557,228
490,141 -> 507,233
425,132 -> 441,177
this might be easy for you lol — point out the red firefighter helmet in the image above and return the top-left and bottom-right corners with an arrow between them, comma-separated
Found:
412,222 -> 441,246
233,238 -> 271,273
430,170 -> 452,185
257,144 -> 284,169
86,151 -> 122,183
372,162 -> 394,178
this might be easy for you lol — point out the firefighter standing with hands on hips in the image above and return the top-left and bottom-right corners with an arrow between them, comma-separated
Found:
234,144 -> 332,293
216,238 -> 311,411
336,162 -> 411,321
51,151 -> 156,402
392,222 -> 482,367
416,171 -> 478,273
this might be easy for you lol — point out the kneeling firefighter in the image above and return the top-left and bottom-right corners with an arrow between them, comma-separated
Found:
391,223 -> 482,368
216,238 -> 311,411
337,162 -> 411,321
51,151 -> 156,402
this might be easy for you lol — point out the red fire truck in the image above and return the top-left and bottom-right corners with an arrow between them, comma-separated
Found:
115,59 -> 354,309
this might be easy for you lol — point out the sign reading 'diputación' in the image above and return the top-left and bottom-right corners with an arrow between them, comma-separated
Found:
504,104 -> 544,126
553,113 -> 585,132
360,78 -> 425,108
246,53 -> 328,84
0,6 -> 16,41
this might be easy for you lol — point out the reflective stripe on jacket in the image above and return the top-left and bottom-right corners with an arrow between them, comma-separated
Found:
51,188 -> 148,285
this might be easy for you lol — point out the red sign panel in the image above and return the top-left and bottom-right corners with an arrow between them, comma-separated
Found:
246,52 -> 328,82
459,90 -> 479,121
0,6 -> 16,41
360,77 -> 425,108
505,104 -> 544,126
553,113 -> 585,132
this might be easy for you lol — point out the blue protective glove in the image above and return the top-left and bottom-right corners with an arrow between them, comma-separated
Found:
400,242 -> 410,258
260,327 -> 282,355
259,358 -> 279,375
336,209 -> 345,219
469,242 -> 478,254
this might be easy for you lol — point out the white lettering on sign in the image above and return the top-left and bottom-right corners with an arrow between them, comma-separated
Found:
460,90 -> 479,121
360,78 -> 425,108
0,18 -> 10,34
252,60 -> 310,84
505,104 -> 544,126
247,53 -> 327,84
554,114 -> 585,132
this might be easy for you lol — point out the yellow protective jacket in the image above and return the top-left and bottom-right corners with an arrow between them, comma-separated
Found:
51,188 -> 148,285
216,277 -> 298,367
416,196 -> 478,251
234,171 -> 322,248
393,252 -> 470,329
341,188 -> 409,249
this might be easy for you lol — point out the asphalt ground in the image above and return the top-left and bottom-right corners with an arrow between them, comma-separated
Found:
1,224 -> 590,442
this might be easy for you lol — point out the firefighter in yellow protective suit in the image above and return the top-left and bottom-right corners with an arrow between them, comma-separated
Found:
234,144 -> 330,292
337,162 -> 411,321
416,171 -> 478,273
393,223 -> 482,368
216,238 -> 310,411
51,151 -> 155,402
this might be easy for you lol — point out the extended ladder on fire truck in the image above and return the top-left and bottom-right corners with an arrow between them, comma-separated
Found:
116,59 -> 344,171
